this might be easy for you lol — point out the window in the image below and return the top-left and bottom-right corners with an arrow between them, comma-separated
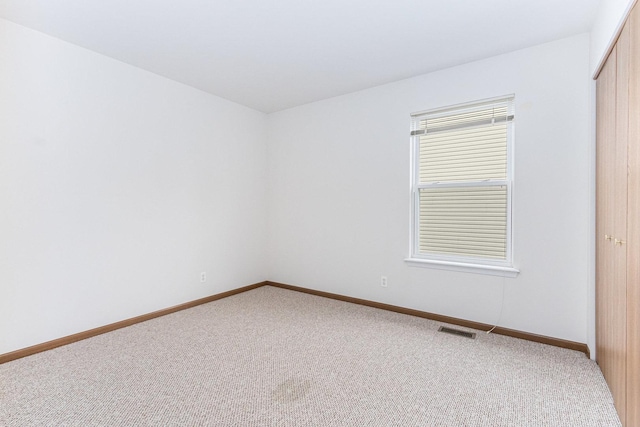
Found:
406,96 -> 518,277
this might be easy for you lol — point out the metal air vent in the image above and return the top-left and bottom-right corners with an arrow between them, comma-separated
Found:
438,326 -> 476,339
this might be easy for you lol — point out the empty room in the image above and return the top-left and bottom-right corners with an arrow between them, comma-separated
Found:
1,0 -> 639,426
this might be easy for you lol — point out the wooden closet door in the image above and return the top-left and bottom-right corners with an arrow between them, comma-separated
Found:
627,4 -> 640,427
596,41 -> 628,422
595,55 -> 612,333
616,20 -> 630,425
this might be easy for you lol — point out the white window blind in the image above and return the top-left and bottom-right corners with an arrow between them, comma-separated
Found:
410,97 -> 514,265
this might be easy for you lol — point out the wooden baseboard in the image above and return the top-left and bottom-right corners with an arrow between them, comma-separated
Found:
0,281 -> 267,365
1,279 -> 590,364
266,281 -> 591,358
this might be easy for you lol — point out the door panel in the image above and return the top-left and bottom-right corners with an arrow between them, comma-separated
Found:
596,43 -> 626,422
626,4 -> 640,427
614,21 -> 630,424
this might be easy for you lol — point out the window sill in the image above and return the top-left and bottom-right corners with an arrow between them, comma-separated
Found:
404,258 -> 520,277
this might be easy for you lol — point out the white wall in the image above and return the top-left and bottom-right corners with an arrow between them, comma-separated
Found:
590,0 -> 636,75
0,17 -> 597,358
0,19 -> 268,355
267,34 -> 593,347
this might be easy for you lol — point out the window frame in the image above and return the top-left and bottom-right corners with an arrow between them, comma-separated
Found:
406,95 -> 519,277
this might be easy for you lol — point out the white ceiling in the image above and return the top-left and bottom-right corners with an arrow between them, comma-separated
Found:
0,0 -> 600,113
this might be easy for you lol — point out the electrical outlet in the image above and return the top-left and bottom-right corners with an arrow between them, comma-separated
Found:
381,276 -> 388,287
200,272 -> 206,283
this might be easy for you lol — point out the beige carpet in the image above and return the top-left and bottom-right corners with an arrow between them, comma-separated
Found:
0,286 -> 621,426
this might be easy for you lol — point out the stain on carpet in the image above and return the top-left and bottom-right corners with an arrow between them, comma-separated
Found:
272,378 -> 312,403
